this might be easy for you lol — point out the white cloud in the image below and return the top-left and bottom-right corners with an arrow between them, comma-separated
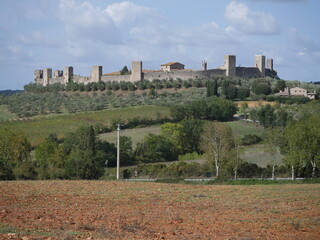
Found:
104,1 -> 155,28
225,0 -> 279,35
56,0 -> 241,66
59,0 -> 122,44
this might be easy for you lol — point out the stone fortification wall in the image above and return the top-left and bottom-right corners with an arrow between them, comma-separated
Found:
34,55 -> 275,86
50,77 -> 64,84
236,67 -> 261,78
101,75 -> 131,82
73,75 -> 90,84
143,69 -> 226,81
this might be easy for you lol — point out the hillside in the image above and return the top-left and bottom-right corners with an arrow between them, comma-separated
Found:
0,105 -> 170,145
0,89 -> 23,95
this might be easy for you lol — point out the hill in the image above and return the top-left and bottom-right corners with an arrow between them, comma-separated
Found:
0,105 -> 171,145
0,89 -> 23,95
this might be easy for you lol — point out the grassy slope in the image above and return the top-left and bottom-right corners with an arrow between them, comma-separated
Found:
100,120 -> 282,167
242,144 -> 283,167
99,125 -> 162,146
0,105 -> 170,145
226,120 -> 264,137
0,105 -> 17,121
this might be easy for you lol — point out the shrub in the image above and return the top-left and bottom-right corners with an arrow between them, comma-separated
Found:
0,158 -> 15,180
13,161 -> 37,180
241,134 -> 262,145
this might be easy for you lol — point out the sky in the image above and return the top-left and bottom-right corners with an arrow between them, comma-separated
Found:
0,0 -> 319,90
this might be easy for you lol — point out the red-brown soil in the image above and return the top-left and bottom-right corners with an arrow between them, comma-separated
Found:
0,181 -> 319,240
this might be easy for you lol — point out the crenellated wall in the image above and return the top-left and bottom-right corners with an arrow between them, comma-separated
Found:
143,69 -> 226,81
101,75 -> 131,82
236,67 -> 261,78
34,54 -> 276,86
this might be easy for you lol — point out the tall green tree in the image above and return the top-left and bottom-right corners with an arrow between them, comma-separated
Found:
251,78 -> 271,96
0,128 -> 31,166
120,66 -> 130,75
0,128 -> 32,180
282,115 -> 320,179
34,134 -> 65,179
264,128 -> 282,180
275,80 -> 286,92
200,122 -> 235,177
134,134 -> 176,163
207,79 -> 218,97
257,104 -> 275,128
63,126 -> 108,179
161,119 -> 204,155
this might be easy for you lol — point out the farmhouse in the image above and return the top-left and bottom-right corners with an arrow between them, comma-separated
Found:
276,87 -> 316,99
160,62 -> 185,71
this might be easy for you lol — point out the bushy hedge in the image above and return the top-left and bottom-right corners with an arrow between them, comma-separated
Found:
266,95 -> 310,104
170,97 -> 238,121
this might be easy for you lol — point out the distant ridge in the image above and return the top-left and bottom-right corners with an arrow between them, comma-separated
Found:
0,90 -> 24,95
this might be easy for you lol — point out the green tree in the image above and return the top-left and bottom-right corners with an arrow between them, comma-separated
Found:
161,119 -> 204,155
237,86 -> 250,100
134,134 -> 176,163
178,119 -> 204,154
34,134 -> 65,179
119,136 -> 134,166
120,66 -> 130,75
282,115 -> 320,178
0,158 -> 14,180
207,79 -> 218,97
240,102 -> 249,119
264,128 -> 282,180
251,78 -> 271,96
63,126 -> 107,179
227,137 -> 243,180
0,128 -> 32,180
282,122 -> 307,180
275,80 -> 286,92
206,98 -> 238,121
65,149 -> 105,179
0,128 -> 31,166
257,104 -> 275,128
200,122 -> 235,177
98,81 -> 106,91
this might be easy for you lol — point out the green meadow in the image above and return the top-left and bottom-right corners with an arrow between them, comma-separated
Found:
0,105 -> 18,121
0,105 -> 170,145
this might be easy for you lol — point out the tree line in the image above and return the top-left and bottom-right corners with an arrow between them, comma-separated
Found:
2,101 -> 319,180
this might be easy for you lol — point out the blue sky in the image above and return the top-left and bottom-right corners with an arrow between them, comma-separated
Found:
0,0 -> 319,90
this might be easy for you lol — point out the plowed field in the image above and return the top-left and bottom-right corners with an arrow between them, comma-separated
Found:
0,181 -> 319,240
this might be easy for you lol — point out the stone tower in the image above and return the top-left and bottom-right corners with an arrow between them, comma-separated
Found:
202,60 -> 207,71
131,61 -> 142,82
64,66 -> 73,84
267,59 -> 273,71
54,70 -> 63,78
224,55 -> 236,77
34,69 -> 43,82
43,68 -> 52,86
254,55 -> 266,77
91,66 -> 102,82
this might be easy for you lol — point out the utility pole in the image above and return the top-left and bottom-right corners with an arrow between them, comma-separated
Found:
116,123 -> 121,180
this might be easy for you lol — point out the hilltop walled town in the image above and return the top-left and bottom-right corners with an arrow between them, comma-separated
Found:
34,55 -> 277,86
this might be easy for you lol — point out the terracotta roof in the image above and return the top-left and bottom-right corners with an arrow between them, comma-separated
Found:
161,62 -> 184,66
